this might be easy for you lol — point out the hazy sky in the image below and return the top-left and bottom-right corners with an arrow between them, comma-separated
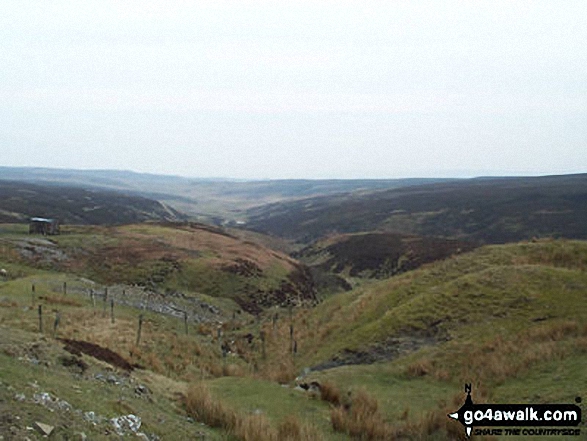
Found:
1,1 -> 586,179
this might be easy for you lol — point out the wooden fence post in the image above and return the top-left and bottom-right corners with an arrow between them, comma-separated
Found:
31,284 -> 35,307
38,305 -> 43,333
103,288 -> 108,316
110,299 -> 115,324
53,311 -> 61,338
136,314 -> 143,346
63,281 -> 67,296
184,311 -> 188,335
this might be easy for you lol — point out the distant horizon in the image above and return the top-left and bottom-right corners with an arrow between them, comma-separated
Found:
0,164 -> 585,182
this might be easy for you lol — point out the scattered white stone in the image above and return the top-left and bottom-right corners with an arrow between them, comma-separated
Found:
33,392 -> 54,407
32,391 -> 72,413
34,422 -> 54,437
83,411 -> 102,425
57,399 -> 73,412
110,414 -> 141,435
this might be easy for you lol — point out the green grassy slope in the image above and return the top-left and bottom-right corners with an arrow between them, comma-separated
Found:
292,239 -> 587,368
0,233 -> 341,440
1,222 -> 316,314
266,240 -> 587,438
2,228 -> 586,440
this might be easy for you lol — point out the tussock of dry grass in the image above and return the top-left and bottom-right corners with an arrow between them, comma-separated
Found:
185,382 -> 324,441
464,320 -> 586,384
259,359 -> 296,384
330,388 -> 397,440
326,384 -> 497,441
525,320 -> 581,341
405,320 -> 587,385
576,336 -> 587,352
406,358 -> 434,377
319,380 -> 342,406
235,414 -> 275,441
277,415 -> 325,441
255,321 -> 297,383
185,383 -> 238,430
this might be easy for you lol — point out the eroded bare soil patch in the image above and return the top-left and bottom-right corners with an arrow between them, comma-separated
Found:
60,338 -> 138,371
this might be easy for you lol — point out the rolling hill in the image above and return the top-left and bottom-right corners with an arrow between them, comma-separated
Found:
245,173 -> 587,244
0,222 -> 315,314
256,239 -> 587,440
2,235 -> 585,440
0,180 -> 185,225
2,168 -> 587,440
295,232 -> 476,280
0,166 -> 452,221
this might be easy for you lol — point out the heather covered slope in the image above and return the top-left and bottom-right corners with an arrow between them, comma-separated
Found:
245,173 -> 587,244
0,180 -> 184,225
295,232 -> 476,280
0,222 -> 316,313
0,166 -> 451,220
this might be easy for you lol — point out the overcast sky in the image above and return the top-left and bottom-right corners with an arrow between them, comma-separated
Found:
1,1 -> 585,179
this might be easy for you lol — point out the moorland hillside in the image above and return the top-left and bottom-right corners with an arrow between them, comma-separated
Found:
246,174 -> 587,244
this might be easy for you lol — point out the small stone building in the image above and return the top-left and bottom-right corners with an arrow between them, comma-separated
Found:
29,217 -> 60,235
